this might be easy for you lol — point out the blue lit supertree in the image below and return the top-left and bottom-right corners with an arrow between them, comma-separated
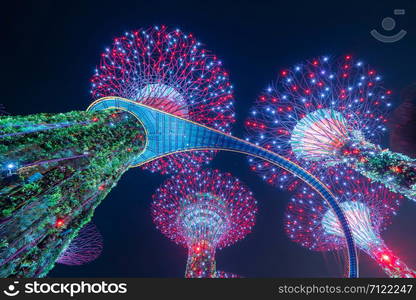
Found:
245,55 -> 416,201
284,177 -> 416,277
90,25 -> 235,175
56,223 -> 103,266
151,169 -> 257,278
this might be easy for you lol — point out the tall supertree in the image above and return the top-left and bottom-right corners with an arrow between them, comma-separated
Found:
285,178 -> 416,277
90,25 -> 235,175
0,109 -> 145,277
56,223 -> 103,266
245,55 -> 416,201
151,169 -> 256,278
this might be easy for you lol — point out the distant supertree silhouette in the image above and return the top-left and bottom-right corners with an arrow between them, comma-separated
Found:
285,178 -> 416,277
57,223 -> 103,266
246,55 -> 416,201
389,83 -> 416,158
0,110 -> 145,277
152,169 -> 256,278
91,25 -> 235,175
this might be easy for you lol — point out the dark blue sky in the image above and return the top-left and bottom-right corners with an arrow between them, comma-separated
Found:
2,0 -> 416,277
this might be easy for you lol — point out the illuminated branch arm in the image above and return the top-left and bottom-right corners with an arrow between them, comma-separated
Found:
341,136 -> 416,202
88,96 -> 358,278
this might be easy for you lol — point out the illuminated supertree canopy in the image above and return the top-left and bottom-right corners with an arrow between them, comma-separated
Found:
285,177 -> 416,277
56,223 -> 103,266
91,25 -> 235,175
245,55 -> 416,201
152,169 -> 257,278
0,109 -> 145,277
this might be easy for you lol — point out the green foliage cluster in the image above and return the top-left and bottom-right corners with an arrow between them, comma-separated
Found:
351,140 -> 416,201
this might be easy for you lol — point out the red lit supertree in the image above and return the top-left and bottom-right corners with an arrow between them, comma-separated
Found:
91,25 -> 235,175
245,55 -> 392,191
284,177 -> 416,277
56,223 -> 103,266
151,169 -> 257,278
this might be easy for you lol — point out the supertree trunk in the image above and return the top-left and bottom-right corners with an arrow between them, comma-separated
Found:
0,110 -> 145,277
185,241 -> 216,278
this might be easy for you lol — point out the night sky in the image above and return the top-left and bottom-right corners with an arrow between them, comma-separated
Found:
2,0 -> 416,277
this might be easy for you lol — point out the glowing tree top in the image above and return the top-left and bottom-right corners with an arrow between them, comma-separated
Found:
91,25 -> 235,175
245,55 -> 392,190
57,223 -> 103,266
152,169 -> 257,278
285,178 -> 415,277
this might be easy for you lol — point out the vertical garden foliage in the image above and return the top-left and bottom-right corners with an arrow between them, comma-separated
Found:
0,110 -> 145,277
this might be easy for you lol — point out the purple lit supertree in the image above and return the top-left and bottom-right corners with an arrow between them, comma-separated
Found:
56,223 -> 103,266
246,55 -> 391,191
91,25 -> 235,175
284,177 -> 416,277
151,169 -> 257,278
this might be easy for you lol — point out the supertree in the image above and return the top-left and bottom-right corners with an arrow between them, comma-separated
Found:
0,109 -> 145,277
285,177 -> 416,277
151,169 -> 256,278
90,25 -> 235,175
56,223 -> 103,266
245,55 -> 416,201
0,28 -> 361,277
